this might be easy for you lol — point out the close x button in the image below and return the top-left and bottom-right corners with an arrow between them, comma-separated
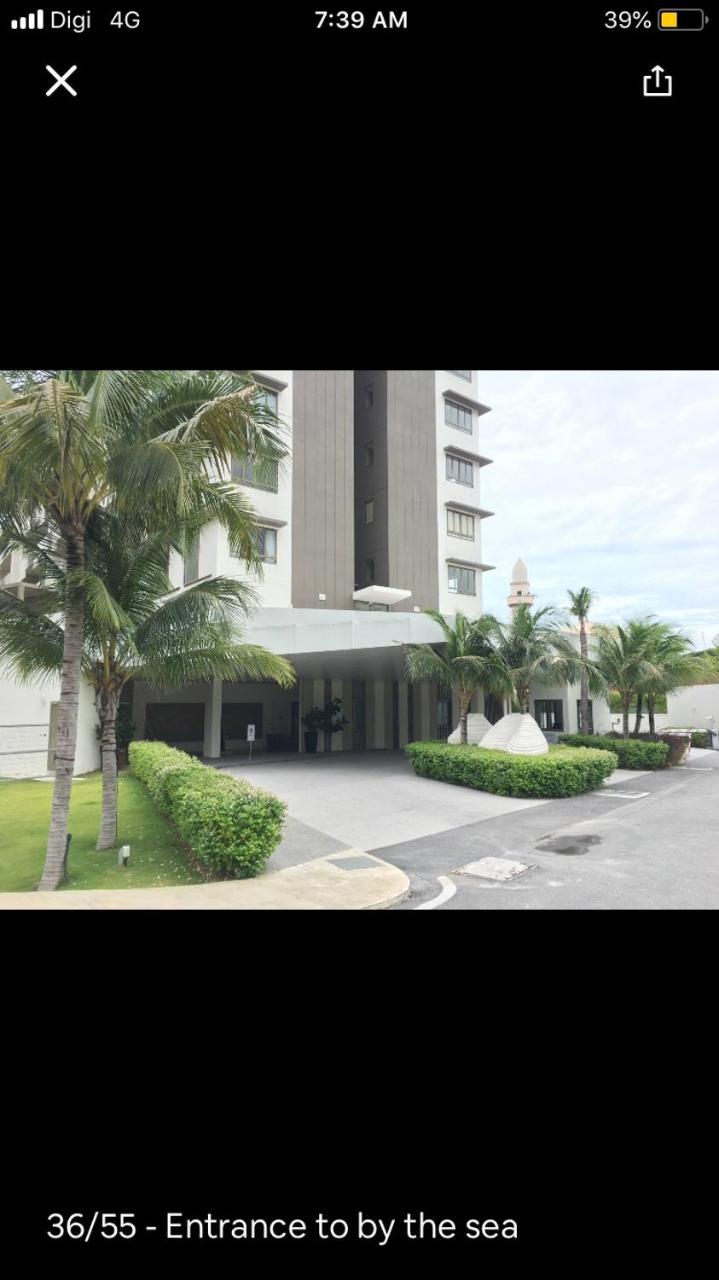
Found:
45,65 -> 78,97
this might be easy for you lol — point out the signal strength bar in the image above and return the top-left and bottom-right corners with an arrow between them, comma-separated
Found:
11,9 -> 44,28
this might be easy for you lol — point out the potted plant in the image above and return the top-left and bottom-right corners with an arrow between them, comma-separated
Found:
302,698 -> 349,753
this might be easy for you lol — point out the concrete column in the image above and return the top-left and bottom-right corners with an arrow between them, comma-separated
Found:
298,678 -> 305,753
399,682 -> 409,748
363,680 -> 376,747
331,678 -> 344,751
373,681 -> 385,749
420,683 -> 431,741
385,681 -> 395,749
342,680 -> 354,752
204,678 -> 222,759
312,678 -> 325,751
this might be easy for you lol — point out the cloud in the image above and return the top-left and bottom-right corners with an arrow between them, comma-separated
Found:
477,371 -> 719,648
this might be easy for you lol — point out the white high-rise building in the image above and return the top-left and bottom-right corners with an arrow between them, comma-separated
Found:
0,371 -> 498,771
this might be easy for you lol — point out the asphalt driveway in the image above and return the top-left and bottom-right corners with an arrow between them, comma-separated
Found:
227,747 -> 719,908
384,748 -> 719,909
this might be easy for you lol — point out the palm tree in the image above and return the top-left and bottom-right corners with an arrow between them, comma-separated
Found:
594,619 -> 662,738
0,370 -> 288,888
0,512 -> 296,849
404,611 -> 503,744
567,587 -> 597,733
477,604 -> 604,715
639,623 -> 698,735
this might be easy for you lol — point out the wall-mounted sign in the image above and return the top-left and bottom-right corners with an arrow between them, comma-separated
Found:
247,725 -> 256,742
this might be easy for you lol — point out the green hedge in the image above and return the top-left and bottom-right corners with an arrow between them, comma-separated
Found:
404,741 -> 615,798
558,734 -> 669,769
688,730 -> 710,749
129,741 -> 286,878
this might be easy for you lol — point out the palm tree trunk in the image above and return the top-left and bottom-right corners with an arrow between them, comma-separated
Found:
97,692 -> 119,850
633,693 -> 643,736
579,621 -> 590,734
459,692 -> 469,745
622,695 -> 631,739
648,694 -> 656,735
38,527 -> 85,890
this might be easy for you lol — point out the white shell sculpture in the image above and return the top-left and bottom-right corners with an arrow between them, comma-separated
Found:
447,713 -> 492,745
480,712 -> 526,751
481,712 -> 549,756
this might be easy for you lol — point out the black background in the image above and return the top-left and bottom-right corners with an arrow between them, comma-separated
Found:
2,2 -> 717,115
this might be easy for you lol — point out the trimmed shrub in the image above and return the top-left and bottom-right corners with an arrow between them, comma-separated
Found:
661,729 -> 711,749
558,733 -> 669,769
404,741 -> 615,798
128,741 -> 286,878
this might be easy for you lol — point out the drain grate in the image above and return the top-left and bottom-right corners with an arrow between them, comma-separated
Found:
327,855 -> 379,871
535,834 -> 601,856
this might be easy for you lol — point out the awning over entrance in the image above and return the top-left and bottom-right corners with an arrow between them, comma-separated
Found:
352,585 -> 413,608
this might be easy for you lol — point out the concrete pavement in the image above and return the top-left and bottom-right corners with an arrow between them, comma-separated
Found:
225,751 -> 546,850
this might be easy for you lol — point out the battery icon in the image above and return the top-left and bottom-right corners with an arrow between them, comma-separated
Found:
658,9 -> 706,27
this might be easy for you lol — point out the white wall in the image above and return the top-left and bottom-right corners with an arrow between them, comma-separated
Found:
0,671 -> 100,777
435,370 -> 490,621
217,370 -> 293,608
648,684 -> 719,731
167,371 -> 294,608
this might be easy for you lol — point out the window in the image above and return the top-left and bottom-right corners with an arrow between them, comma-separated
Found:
447,509 -> 475,540
448,565 -> 476,596
450,370 -> 472,380
364,500 -> 374,524
576,700 -> 594,733
445,399 -> 473,433
232,454 -> 279,493
365,558 -> 375,585
534,700 -> 565,732
257,388 -> 279,415
446,454 -> 473,486
364,384 -> 374,409
183,535 -> 200,585
363,441 -> 374,466
256,527 -> 277,563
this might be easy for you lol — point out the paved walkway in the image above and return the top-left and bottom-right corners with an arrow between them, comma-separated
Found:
0,852 -> 409,911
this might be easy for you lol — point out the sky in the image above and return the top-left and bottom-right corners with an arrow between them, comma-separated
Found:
477,371 -> 719,649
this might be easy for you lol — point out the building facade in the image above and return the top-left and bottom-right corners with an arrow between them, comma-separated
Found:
0,370 -> 496,772
138,369 -> 496,758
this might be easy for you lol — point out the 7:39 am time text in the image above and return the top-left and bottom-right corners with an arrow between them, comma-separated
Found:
315,11 -> 408,28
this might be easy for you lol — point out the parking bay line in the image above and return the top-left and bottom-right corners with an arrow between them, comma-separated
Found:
593,790 -> 651,799
414,876 -> 457,910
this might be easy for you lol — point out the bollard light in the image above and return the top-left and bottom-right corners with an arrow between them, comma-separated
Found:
118,844 -> 131,867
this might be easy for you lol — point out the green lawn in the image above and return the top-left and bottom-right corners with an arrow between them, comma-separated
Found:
0,772 -> 204,892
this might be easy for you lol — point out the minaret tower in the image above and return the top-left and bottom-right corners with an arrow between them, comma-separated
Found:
507,558 -> 535,610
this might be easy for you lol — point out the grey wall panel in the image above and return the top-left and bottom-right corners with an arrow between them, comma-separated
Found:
386,371 -> 439,611
354,371 -> 389,587
292,371 -> 355,609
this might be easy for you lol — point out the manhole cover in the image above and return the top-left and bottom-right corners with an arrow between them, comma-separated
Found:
454,857 -> 533,881
535,834 -> 601,856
